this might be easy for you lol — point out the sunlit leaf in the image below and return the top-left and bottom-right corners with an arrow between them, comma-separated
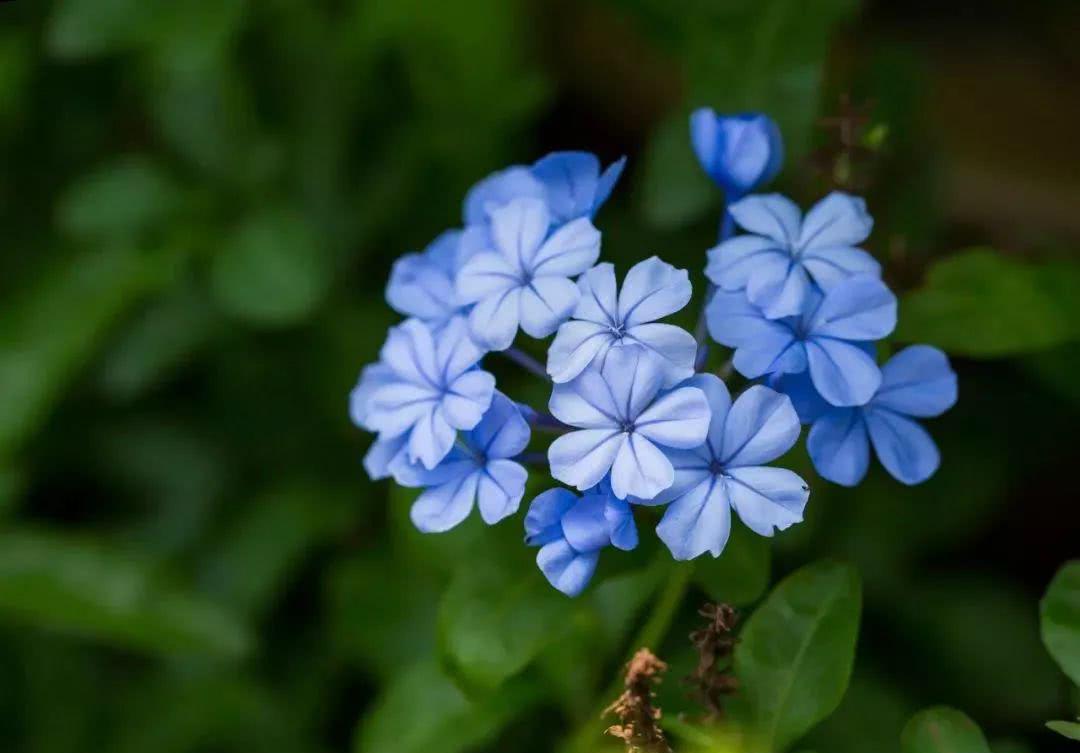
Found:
900,707 -> 991,753
1046,720 -> 1080,742
1041,560 -> 1080,686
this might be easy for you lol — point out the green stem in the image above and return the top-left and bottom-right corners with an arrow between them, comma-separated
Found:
560,559 -> 695,753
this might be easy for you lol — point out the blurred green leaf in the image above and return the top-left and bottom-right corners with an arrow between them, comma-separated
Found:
0,530 -> 250,658
900,707 -> 991,753
354,661 -> 537,753
210,208 -> 330,327
734,560 -> 862,752
46,0 -> 156,58
1046,720 -> 1080,742
438,559 -> 575,692
57,157 -> 183,242
0,248 -> 165,458
639,114 -> 716,229
1041,560 -> 1080,686
693,519 -> 771,605
896,249 -> 1080,357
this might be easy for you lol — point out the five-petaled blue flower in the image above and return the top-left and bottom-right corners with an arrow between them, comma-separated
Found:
547,256 -> 696,386
396,392 -> 531,532
362,318 -> 495,470
706,275 -> 897,407
638,375 -> 807,560
781,345 -> 957,486
464,151 -> 626,227
385,229 -> 468,330
705,193 -> 879,320
547,346 -> 711,500
690,109 -> 783,197
456,197 -> 602,351
524,482 -> 637,596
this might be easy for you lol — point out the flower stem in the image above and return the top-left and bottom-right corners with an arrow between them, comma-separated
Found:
502,346 -> 549,380
528,410 -> 570,434
515,451 -> 548,467
694,204 -> 737,372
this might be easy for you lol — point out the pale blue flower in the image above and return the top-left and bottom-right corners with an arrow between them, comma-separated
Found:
639,375 -> 807,560
396,392 -> 531,532
690,109 -> 783,196
706,275 -> 896,407
547,256 -> 695,386
463,151 -> 625,227
794,345 -> 958,486
386,229 -> 468,329
456,198 -> 601,351
524,482 -> 637,596
362,318 -> 495,470
705,193 -> 879,319
547,346 -> 711,500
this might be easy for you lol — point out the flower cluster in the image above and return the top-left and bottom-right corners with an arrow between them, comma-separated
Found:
350,116 -> 957,597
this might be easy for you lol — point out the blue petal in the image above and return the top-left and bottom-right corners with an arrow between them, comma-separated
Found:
524,488 -> 578,546
593,156 -> 626,215
549,369 -> 620,429
705,291 -> 802,378
466,287 -> 522,351
476,459 -> 528,524
561,492 -> 612,552
489,198 -> 551,270
410,470 -> 479,533
728,194 -> 802,244
724,466 -> 808,536
797,191 -> 873,249
682,373 -> 731,453
379,319 -> 440,386
873,345 -> 957,418
806,408 -> 870,486
656,476 -> 730,560
530,217 -> 601,277
406,407 -> 457,470
865,407 -> 941,485
537,539 -> 599,597
600,346 -> 665,422
807,275 -> 896,342
547,320 -> 613,384
749,262 -> 813,320
617,256 -> 692,327
385,230 -> 462,322
610,432 -> 674,500
769,370 -> 831,424
463,166 -> 546,225
805,337 -> 882,407
719,385 -> 801,467
690,109 -> 783,194
548,429 -> 624,491
362,435 -> 409,481
466,392 -> 531,459
349,362 -> 396,430
572,263 -> 618,324
456,251 -> 520,304
531,151 -> 600,223
801,245 -> 881,290
603,496 -> 638,551
519,276 -> 581,338
634,384 -> 711,449
625,323 -> 697,388
436,316 -> 490,381
441,370 -> 496,430
705,235 -> 788,291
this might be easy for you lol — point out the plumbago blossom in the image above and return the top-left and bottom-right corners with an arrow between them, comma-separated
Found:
349,112 -> 958,597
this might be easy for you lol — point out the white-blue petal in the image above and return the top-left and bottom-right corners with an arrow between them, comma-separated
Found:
600,346 -> 665,422
656,476 -> 730,560
873,345 -> 957,418
455,251 -> 520,303
406,406 -> 457,469
719,385 -> 801,467
865,407 -> 941,485
593,156 -> 626,215
380,320 -> 440,386
572,263 -> 618,324
519,276 -> 581,338
617,256 -> 692,327
349,362 -> 396,430
625,323 -> 697,387
604,496 -> 638,551
801,245 -> 881,290
561,493 -> 611,552
725,466 -> 808,537
463,166 -> 546,225
548,429 -> 624,491
524,488 -> 578,546
634,385 -> 711,449
467,287 -> 522,351
806,408 -> 870,486
705,235 -> 787,293
362,435 -> 409,481
750,263 -> 813,320
610,432 -> 673,500
797,191 -> 873,249
476,459 -> 528,524
531,151 -> 600,223
806,337 -> 882,407
467,392 -> 531,458
530,217 -> 601,278
489,198 -> 551,271
547,320 -> 613,384
549,370 -> 620,429
441,370 -> 496,430
808,275 -> 896,341
728,194 -> 802,244
410,470 -> 480,533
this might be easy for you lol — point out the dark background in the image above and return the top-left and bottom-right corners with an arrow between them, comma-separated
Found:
0,0 -> 1077,751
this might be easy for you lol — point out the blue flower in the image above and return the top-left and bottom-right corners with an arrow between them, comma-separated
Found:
547,346 -> 711,500
546,256 -> 696,386
690,109 -> 783,196
706,274 -> 896,407
350,363 -> 410,481
638,375 -> 807,560
790,345 -> 957,486
456,198 -> 602,351
463,151 -> 625,227
386,229 -> 468,329
524,482 -> 637,596
396,392 -> 531,532
705,193 -> 878,319
363,318 -> 495,470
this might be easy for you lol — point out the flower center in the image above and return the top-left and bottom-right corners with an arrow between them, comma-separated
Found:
619,419 -> 636,434
608,321 -> 626,340
709,458 -> 726,476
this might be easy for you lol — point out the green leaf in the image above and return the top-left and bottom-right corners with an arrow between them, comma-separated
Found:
693,519 -> 771,605
0,530 -> 250,658
46,0 -> 156,59
1046,720 -> 1080,742
438,560 -> 575,691
354,661 -> 537,753
0,248 -> 163,457
210,209 -> 330,327
57,157 -> 183,241
734,559 -> 862,752
900,707 -> 991,753
1040,560 -> 1080,686
896,249 -> 1080,357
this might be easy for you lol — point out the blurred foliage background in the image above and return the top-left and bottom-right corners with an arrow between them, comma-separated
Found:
0,0 -> 1078,751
